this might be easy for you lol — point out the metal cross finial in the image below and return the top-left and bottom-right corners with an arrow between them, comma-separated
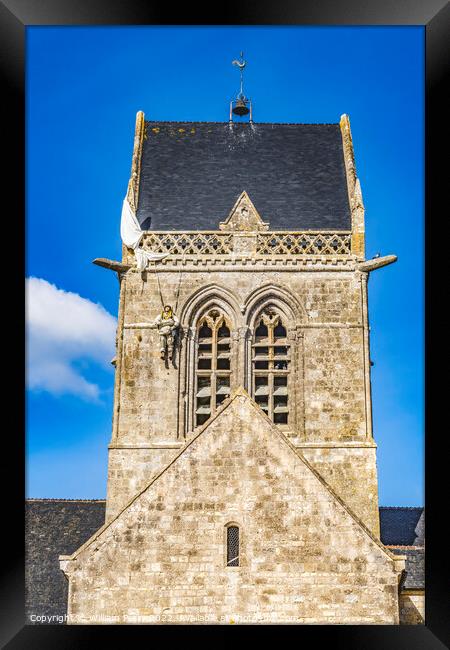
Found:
232,52 -> 247,99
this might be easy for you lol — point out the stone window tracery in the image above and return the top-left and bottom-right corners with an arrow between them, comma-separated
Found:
252,311 -> 290,425
195,310 -> 231,427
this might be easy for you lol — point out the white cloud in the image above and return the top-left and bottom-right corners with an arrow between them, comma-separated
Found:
26,277 -> 117,400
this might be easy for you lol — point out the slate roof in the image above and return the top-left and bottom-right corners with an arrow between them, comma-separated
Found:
25,499 -> 106,624
379,507 -> 424,546
413,510 -> 425,545
25,500 -> 424,623
136,122 -> 351,232
388,547 -> 425,590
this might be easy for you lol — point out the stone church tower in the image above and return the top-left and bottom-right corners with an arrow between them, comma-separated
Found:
60,109 -> 405,624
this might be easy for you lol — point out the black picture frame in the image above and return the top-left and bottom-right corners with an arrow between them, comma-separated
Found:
2,1 -> 448,647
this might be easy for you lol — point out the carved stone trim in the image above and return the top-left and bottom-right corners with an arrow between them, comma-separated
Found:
232,233 -> 257,255
261,311 -> 280,328
127,110 -> 145,212
256,232 -> 351,256
340,114 -> 365,259
357,255 -> 397,273
199,309 -> 231,331
122,111 -> 145,262
129,231 -> 353,265
340,114 -> 357,201
219,191 -> 269,232
244,284 -> 308,324
180,284 -> 242,329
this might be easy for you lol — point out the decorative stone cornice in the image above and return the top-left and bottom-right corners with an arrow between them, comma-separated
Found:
126,258 -> 358,273
132,231 -> 352,265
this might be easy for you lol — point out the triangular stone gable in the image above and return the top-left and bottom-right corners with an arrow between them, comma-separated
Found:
60,389 -> 403,623
63,389 -> 398,566
219,191 -> 269,231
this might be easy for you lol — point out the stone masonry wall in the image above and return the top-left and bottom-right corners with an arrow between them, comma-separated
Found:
106,266 -> 377,530
106,447 -> 182,520
115,270 -> 365,441
399,592 -> 425,625
301,446 -> 380,538
64,395 -> 400,624
302,327 -> 366,441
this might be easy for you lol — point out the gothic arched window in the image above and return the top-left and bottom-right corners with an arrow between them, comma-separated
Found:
195,310 -> 231,427
252,311 -> 290,425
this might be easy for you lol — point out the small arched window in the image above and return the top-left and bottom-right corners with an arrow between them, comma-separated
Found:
252,311 -> 290,425
195,310 -> 231,427
226,525 -> 240,567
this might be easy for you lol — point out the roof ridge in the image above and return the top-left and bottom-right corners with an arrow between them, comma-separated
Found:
379,506 -> 424,510
26,498 -> 106,502
144,120 -> 340,126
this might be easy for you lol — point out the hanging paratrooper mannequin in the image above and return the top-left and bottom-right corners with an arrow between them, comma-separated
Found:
152,305 -> 180,360
148,250 -> 185,362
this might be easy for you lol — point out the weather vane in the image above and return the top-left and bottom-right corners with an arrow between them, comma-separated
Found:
232,51 -> 246,100
230,52 -> 252,121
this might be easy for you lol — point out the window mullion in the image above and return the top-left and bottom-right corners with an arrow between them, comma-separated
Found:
211,325 -> 217,414
269,324 -> 274,421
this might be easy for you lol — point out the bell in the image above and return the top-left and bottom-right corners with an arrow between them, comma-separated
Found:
232,98 -> 250,116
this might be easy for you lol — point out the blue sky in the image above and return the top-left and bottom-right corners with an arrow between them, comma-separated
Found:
26,26 -> 424,505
